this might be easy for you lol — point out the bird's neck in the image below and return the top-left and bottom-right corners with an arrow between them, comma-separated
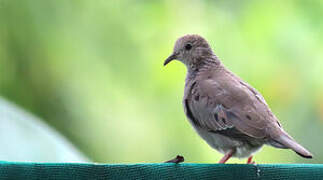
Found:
186,55 -> 221,81
187,55 -> 220,73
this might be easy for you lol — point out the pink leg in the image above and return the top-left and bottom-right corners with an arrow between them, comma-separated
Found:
218,150 -> 234,164
247,156 -> 255,164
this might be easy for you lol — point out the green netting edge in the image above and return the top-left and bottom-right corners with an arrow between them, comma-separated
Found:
0,162 -> 322,180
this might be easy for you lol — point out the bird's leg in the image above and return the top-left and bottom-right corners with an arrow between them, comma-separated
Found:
247,156 -> 255,164
218,150 -> 234,164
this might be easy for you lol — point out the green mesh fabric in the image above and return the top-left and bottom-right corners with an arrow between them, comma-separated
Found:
0,162 -> 322,180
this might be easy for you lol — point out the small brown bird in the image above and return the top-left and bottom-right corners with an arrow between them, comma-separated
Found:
164,34 -> 312,164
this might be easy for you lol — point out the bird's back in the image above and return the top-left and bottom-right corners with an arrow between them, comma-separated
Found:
185,63 -> 278,138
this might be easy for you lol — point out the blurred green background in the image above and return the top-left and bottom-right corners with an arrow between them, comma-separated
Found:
1,0 -> 323,164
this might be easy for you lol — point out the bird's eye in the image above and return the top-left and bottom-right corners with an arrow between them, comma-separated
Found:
185,43 -> 192,51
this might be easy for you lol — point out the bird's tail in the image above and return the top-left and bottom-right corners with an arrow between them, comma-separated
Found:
269,130 -> 313,159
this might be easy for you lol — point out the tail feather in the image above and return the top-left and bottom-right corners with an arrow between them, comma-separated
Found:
272,131 -> 313,159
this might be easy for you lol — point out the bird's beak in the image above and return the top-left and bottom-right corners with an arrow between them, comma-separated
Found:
164,53 -> 178,66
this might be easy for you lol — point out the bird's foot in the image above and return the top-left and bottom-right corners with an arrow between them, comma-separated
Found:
247,156 -> 255,164
164,155 -> 184,164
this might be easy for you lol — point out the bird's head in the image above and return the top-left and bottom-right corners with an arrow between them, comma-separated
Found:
164,34 -> 214,68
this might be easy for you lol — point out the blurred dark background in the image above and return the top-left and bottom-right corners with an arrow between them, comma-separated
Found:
0,0 -> 323,163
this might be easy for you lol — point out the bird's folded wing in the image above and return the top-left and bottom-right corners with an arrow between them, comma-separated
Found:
186,77 -> 277,139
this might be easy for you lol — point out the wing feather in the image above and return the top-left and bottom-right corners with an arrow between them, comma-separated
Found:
186,71 -> 277,139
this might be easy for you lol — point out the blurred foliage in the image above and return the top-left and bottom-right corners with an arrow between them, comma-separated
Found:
0,0 -> 323,163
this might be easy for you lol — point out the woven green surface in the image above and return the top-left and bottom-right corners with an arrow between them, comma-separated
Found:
0,162 -> 322,180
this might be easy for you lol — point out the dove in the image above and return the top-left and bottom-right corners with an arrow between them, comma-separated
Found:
164,34 -> 312,163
